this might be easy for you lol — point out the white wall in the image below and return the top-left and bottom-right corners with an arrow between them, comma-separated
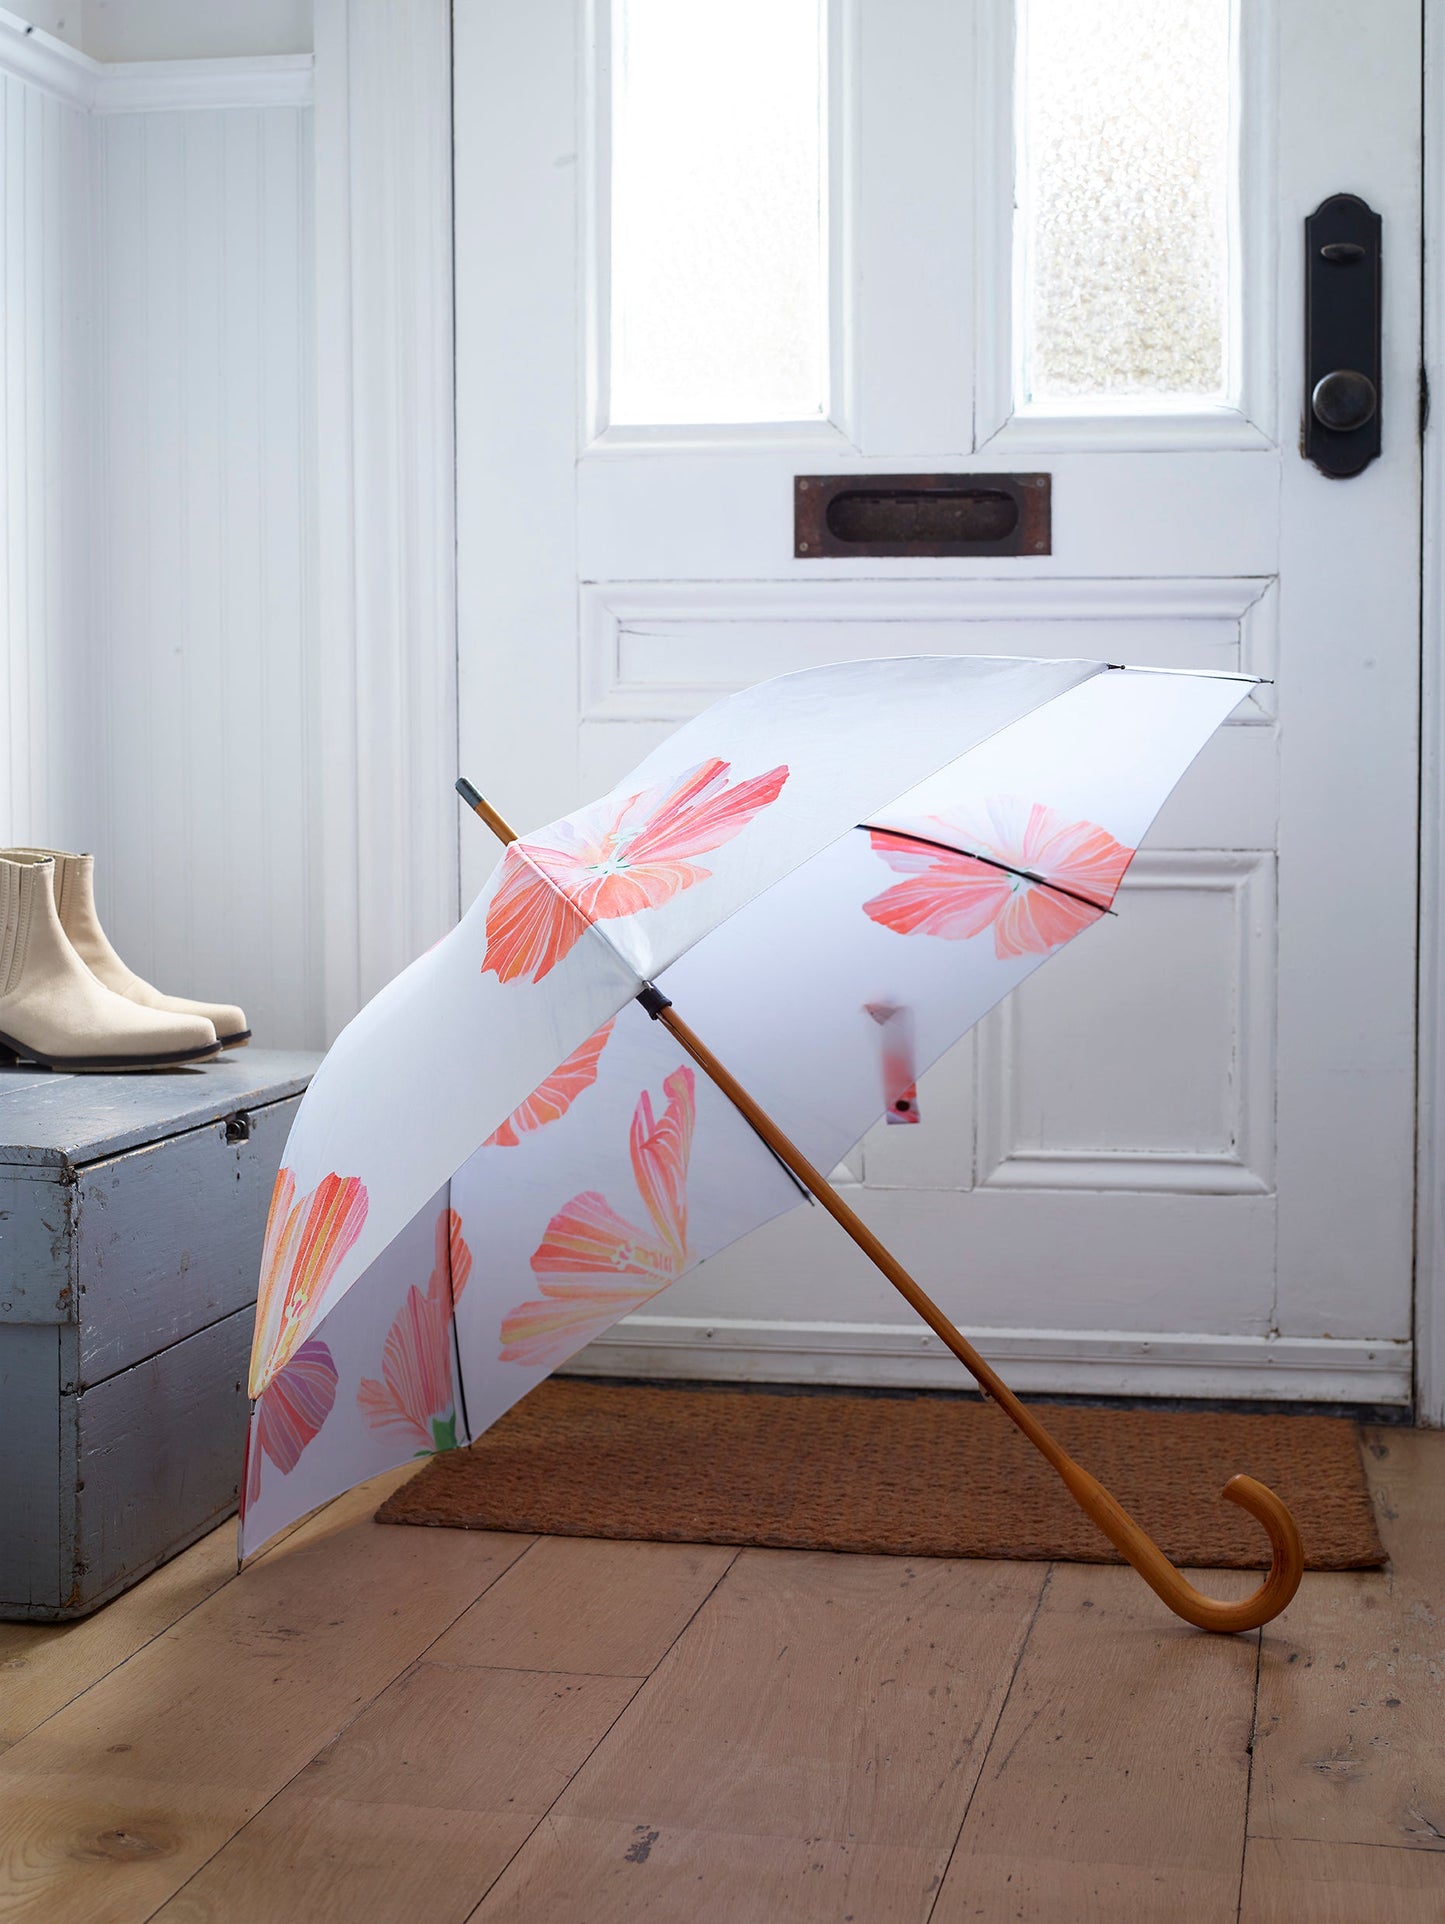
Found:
92,102 -> 318,1047
1,67 -> 93,853
0,20 -> 320,1046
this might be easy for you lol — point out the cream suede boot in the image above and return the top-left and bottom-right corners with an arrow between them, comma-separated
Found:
0,855 -> 220,1070
3,848 -> 251,1048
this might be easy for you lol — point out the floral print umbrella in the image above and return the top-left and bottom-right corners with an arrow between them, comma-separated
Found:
240,655 -> 1303,1632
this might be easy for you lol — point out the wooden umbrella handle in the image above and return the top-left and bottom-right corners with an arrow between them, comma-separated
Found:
456,779 -> 1306,1634
1052,1460 -> 1303,1633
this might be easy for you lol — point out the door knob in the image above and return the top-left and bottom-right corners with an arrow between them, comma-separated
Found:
1304,195 -> 1382,478
1311,369 -> 1378,433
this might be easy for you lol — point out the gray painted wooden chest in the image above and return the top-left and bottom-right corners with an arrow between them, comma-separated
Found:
0,1050 -> 318,1621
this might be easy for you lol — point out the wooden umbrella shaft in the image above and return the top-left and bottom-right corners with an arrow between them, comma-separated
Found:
458,781 -> 1304,1633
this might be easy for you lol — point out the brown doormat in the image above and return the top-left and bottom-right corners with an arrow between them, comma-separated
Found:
376,1377 -> 1387,1570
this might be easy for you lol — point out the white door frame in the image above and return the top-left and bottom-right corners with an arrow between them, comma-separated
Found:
1417,0 -> 1445,1424
312,0 -> 460,1039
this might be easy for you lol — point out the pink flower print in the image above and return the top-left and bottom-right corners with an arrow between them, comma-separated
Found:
864,798 -> 1134,960
483,760 -> 788,984
500,1066 -> 695,1367
485,1020 -> 615,1147
357,1207 -> 472,1453
251,1169 -> 368,1394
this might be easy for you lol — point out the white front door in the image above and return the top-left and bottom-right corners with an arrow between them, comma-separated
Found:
454,0 -> 1420,1408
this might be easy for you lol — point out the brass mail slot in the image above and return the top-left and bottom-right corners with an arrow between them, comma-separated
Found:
794,472 -> 1051,558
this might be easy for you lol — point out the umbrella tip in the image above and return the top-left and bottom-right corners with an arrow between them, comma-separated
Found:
455,780 -> 521,846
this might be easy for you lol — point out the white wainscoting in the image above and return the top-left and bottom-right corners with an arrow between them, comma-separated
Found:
0,14 -> 321,1047
92,100 -> 318,1048
0,65 -> 94,852
2,7 -> 456,1052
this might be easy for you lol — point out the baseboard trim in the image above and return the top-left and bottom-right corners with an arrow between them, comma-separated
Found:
568,1316 -> 1413,1407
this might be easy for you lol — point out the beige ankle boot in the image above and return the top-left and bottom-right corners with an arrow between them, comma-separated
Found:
4,848 -> 251,1048
0,855 -> 221,1071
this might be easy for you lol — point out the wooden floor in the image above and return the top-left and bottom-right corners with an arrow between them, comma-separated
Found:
0,1427 -> 1440,1923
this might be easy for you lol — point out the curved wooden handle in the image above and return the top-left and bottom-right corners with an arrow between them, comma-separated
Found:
1056,1459 -> 1305,1633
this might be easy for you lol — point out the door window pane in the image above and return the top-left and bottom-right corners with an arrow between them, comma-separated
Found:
608,0 -> 826,427
1018,0 -> 1233,404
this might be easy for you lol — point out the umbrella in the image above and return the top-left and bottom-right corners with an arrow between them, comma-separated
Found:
241,655 -> 1303,1632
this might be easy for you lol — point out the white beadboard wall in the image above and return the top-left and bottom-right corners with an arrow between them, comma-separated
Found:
0,21 -> 320,1047
92,104 -> 319,1047
1,70 -> 94,853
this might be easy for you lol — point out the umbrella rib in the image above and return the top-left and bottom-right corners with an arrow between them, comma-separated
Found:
444,1181 -> 474,1447
858,822 -> 1118,918
1106,661 -> 1269,683
457,777 -> 1305,1635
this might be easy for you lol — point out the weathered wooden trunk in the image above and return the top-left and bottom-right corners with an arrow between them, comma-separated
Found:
0,1050 -> 317,1621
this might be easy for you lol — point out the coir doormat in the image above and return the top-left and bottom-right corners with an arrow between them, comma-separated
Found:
376,1377 -> 1387,1570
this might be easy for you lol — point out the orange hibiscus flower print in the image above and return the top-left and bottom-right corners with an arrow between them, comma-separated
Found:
251,1168 -> 369,1394
864,798 -> 1134,961
485,1019 -> 615,1146
499,1066 -> 695,1367
483,758 -> 789,984
358,1207 -> 473,1454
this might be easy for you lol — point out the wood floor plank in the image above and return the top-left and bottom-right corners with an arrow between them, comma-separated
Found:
428,1537 -> 738,1677
1249,1427 -> 1445,1854
931,1563 -> 1260,1924
152,1661 -> 642,1923
0,1480 -> 534,1924
0,1468 -> 417,1753
472,1814 -> 946,1923
1240,1836 -> 1445,1923
470,1548 -> 1049,1923
0,1526 -> 239,1748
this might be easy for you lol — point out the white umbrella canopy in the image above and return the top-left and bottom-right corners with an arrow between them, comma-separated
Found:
240,655 -> 1301,1633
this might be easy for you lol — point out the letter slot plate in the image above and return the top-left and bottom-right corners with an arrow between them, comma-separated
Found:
795,473 -> 1050,558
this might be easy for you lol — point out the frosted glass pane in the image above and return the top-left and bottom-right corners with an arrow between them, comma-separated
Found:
1020,0 -> 1233,403
609,0 -> 826,426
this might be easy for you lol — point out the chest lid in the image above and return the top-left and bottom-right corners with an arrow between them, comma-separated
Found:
0,1049 -> 320,1178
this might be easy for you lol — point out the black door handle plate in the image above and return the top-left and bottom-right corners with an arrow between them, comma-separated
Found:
1304,194 -> 1382,478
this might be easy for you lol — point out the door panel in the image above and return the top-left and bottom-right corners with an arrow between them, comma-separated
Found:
454,0 -> 1419,1404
